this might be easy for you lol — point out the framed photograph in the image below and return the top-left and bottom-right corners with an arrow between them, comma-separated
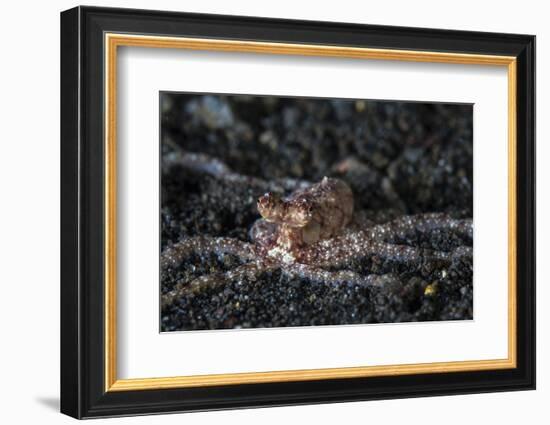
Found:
60,6 -> 535,419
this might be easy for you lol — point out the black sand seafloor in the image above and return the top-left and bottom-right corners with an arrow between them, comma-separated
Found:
160,93 -> 473,332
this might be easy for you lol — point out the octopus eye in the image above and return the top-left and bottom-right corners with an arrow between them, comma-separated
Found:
257,193 -> 281,219
295,201 -> 312,223
258,193 -> 273,208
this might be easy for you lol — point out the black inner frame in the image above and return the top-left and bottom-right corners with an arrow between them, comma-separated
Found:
60,6 -> 535,419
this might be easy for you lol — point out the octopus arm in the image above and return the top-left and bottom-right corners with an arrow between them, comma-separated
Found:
282,263 -> 396,287
161,236 -> 256,270
164,150 -> 310,193
162,262 -> 274,308
298,231 -> 466,269
369,213 -> 473,243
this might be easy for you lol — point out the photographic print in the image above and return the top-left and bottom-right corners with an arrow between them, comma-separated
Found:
61,8 -> 535,417
160,93 -> 474,332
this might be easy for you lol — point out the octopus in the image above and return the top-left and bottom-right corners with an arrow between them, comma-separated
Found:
254,177 -> 354,256
160,152 -> 473,314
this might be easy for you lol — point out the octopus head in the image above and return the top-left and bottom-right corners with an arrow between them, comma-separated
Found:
257,193 -> 313,227
257,192 -> 283,223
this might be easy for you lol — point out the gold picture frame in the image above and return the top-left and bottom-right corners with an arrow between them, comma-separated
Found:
104,34 -> 517,392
